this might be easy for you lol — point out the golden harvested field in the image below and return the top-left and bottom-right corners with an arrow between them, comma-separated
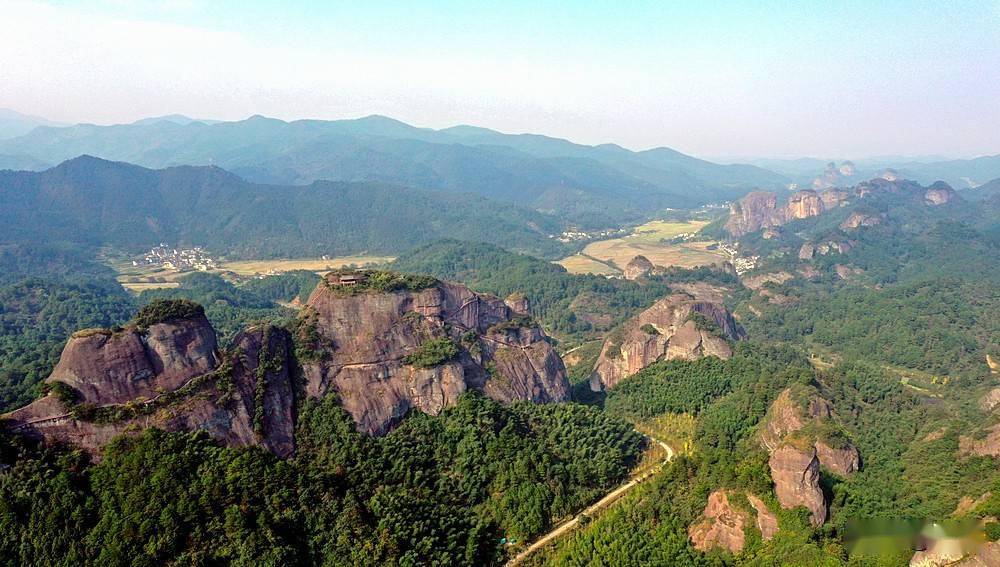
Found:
559,220 -> 724,274
627,219 -> 709,243
555,254 -> 620,275
112,255 -> 395,293
220,255 -> 395,275
119,281 -> 181,292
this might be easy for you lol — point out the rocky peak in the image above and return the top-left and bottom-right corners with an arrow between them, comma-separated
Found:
3,314 -> 296,458
688,490 -> 748,553
761,388 -> 859,476
924,181 -> 958,205
786,190 -> 825,219
769,445 -> 826,526
301,271 -> 569,435
48,315 -> 218,407
624,255 -> 655,280
689,490 -> 780,553
760,387 -> 859,526
504,292 -> 530,315
590,293 -> 745,391
840,211 -> 883,230
724,179 -> 954,237
725,191 -> 781,237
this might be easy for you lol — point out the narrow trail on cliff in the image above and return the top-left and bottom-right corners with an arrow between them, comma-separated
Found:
504,432 -> 675,566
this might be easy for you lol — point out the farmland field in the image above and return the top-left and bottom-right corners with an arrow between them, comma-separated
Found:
558,220 -> 725,274
220,255 -> 394,275
112,255 -> 395,292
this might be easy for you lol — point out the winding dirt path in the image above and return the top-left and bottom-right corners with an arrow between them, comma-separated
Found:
505,432 -> 675,566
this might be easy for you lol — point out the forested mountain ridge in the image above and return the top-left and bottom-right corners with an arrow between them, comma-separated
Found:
0,115 -> 789,225
0,155 -> 567,258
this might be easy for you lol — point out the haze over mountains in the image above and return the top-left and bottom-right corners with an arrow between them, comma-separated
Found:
0,155 -> 565,258
0,111 -> 790,226
3,109 -> 998,227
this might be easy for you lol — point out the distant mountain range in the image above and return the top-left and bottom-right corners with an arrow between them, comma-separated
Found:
0,113 -> 789,227
747,155 -> 1000,190
0,156 -> 567,258
0,108 -> 65,140
2,109 -> 996,227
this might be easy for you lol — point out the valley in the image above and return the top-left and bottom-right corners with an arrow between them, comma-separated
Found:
108,252 -> 394,292
556,219 -> 725,275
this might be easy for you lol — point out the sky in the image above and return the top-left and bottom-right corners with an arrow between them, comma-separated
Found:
1,0 -> 998,159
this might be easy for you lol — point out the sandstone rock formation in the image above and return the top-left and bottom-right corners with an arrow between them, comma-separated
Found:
787,190 -> 825,219
742,271 -> 795,291
3,321 -> 297,458
760,388 -> 859,525
747,494 -> 779,540
798,242 -> 816,260
979,387 -> 1000,412
724,179 -> 957,237
49,316 -> 218,405
840,211 -> 883,230
960,423 -> 1000,457
952,541 -> 1000,566
724,191 -> 782,237
689,491 -> 748,553
504,292 -> 530,315
761,388 -> 860,476
924,181 -> 957,205
589,293 -> 745,391
769,445 -> 826,526
624,255 -> 655,280
5,273 -> 572,453
301,273 -> 570,435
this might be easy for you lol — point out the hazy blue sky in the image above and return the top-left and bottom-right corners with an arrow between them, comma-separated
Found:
1,0 -> 998,158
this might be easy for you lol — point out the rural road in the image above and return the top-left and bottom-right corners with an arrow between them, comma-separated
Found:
505,432 -> 675,566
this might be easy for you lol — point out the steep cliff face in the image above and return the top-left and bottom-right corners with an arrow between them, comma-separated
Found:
688,490 -> 748,553
724,191 -> 782,237
786,190 -> 825,219
760,388 -> 860,475
769,444 -> 826,526
589,293 -> 746,391
3,321 -> 297,458
48,317 -> 218,405
723,179 -> 958,237
624,255 -> 655,280
924,181 -> 957,205
840,211 -> 883,230
688,490 -> 779,553
301,274 -> 570,435
760,388 -> 859,525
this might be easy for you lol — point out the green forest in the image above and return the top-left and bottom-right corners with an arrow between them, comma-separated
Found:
0,393 -> 643,567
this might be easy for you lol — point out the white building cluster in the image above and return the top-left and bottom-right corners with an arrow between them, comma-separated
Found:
133,243 -> 217,272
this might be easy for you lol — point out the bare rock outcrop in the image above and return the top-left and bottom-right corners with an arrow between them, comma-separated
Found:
747,494 -> 779,540
769,445 -> 826,526
624,255 -> 655,280
760,388 -> 858,525
47,317 -> 218,406
504,292 -> 531,315
787,190 -> 825,219
724,179 -> 956,237
761,388 -> 859,476
840,211 -> 883,230
689,490 -> 749,553
301,273 -> 570,435
3,321 -> 297,458
924,182 -> 957,206
589,293 -> 745,391
960,423 -> 1000,457
725,191 -> 783,237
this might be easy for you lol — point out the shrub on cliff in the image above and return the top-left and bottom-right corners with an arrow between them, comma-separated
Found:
403,337 -> 459,368
131,299 -> 205,329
